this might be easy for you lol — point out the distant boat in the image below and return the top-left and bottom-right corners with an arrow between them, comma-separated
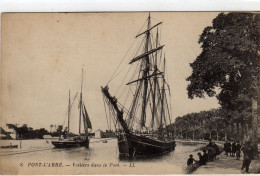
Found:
101,13 -> 175,158
0,144 -> 18,149
52,69 -> 92,148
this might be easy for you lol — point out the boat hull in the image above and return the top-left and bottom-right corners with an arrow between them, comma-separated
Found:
117,133 -> 175,158
0,145 -> 18,149
51,139 -> 89,148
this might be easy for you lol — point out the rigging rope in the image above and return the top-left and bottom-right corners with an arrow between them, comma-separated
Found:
106,18 -> 148,85
102,95 -> 110,130
115,36 -> 146,96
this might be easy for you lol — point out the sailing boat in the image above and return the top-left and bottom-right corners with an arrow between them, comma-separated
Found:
52,69 -> 92,148
101,14 -> 175,158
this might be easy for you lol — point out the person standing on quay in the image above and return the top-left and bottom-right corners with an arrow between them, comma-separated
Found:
241,141 -> 254,173
212,142 -> 220,160
231,141 -> 236,157
226,141 -> 232,156
207,142 -> 216,161
235,141 -> 241,160
224,141 -> 229,156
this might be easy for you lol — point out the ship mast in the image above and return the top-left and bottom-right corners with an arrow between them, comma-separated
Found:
140,13 -> 151,129
160,56 -> 166,129
68,90 -> 71,136
79,69 -> 83,135
102,13 -> 165,134
151,28 -> 159,129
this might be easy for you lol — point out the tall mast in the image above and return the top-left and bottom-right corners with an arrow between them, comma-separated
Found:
79,68 -> 83,135
151,27 -> 159,129
68,90 -> 71,136
160,56 -> 166,128
140,13 -> 151,129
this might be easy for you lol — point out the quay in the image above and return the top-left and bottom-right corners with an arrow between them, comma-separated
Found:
194,151 -> 260,174
177,140 -> 260,174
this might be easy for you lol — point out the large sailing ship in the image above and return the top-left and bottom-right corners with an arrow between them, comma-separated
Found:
101,14 -> 175,158
52,69 -> 92,148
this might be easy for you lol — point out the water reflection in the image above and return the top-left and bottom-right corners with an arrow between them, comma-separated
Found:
0,139 -> 204,174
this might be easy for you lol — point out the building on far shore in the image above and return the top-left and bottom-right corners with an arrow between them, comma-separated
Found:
95,129 -> 104,138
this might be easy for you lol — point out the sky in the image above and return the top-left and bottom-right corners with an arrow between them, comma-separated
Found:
1,12 -> 220,132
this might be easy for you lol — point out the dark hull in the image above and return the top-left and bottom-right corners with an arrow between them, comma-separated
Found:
117,133 -> 175,158
0,145 -> 18,149
51,139 -> 89,148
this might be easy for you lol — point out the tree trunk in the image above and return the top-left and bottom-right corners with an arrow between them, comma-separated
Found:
216,132 -> 219,141
252,99 -> 259,158
193,129 -> 195,140
254,12 -> 260,159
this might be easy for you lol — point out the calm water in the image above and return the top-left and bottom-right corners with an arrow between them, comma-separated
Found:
0,138 -> 205,174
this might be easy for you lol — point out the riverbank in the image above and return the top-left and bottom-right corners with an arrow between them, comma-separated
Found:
194,152 -> 260,174
176,140 -> 260,174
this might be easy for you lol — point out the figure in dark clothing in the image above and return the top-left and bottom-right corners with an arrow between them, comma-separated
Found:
224,141 -> 229,156
241,142 -> 254,173
202,150 -> 208,162
231,141 -> 236,157
197,152 -> 206,165
187,154 -> 196,166
207,142 -> 216,162
236,141 -> 241,160
226,141 -> 232,156
211,142 -> 220,160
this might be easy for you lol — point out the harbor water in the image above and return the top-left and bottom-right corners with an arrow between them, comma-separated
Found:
0,138 -> 206,174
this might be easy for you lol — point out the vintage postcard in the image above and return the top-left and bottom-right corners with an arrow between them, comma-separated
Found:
0,12 -> 260,175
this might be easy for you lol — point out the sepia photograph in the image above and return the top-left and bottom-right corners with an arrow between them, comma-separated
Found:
0,12 -> 260,174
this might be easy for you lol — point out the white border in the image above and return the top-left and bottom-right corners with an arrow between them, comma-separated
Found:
0,0 -> 259,12
0,1 -> 257,176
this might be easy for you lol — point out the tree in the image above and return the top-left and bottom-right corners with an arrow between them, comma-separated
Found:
187,12 -> 259,150
171,109 -> 227,140
187,13 -> 258,109
56,125 -> 63,133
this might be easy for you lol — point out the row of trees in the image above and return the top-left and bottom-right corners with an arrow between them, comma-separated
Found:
6,124 -> 49,139
171,109 -> 252,141
6,124 -> 64,139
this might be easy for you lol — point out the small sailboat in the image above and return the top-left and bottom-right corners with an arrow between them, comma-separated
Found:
0,143 -> 18,149
52,69 -> 92,148
101,13 -> 175,158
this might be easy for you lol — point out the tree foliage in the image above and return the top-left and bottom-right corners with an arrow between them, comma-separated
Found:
171,109 -> 247,141
187,13 -> 259,116
171,109 -> 229,140
6,124 -> 48,139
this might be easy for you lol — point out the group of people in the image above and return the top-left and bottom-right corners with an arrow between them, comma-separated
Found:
224,140 -> 255,173
186,140 -> 255,174
224,140 -> 241,159
187,149 -> 208,167
187,140 -> 220,167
